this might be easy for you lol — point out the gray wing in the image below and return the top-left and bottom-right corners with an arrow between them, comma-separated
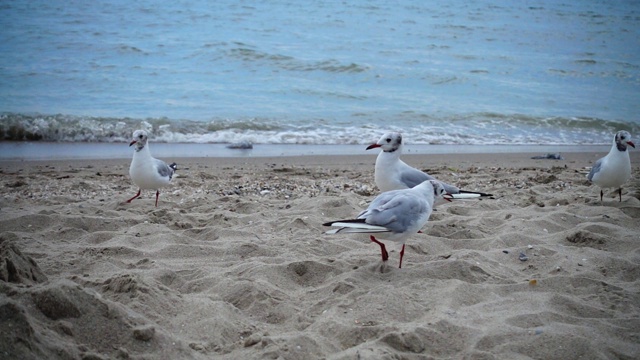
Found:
356,189 -> 404,218
155,159 -> 175,179
587,158 -> 602,181
399,164 -> 460,193
360,192 -> 429,233
398,165 -> 432,188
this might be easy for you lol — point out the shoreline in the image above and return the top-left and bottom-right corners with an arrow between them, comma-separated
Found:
1,149 -> 637,174
0,142 -> 613,161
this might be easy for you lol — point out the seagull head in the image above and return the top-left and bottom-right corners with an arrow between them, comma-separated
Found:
429,180 -> 453,202
366,132 -> 403,153
129,130 -> 149,151
614,130 -> 635,152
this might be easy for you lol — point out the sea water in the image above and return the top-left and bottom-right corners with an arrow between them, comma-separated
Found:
1,0 -> 639,148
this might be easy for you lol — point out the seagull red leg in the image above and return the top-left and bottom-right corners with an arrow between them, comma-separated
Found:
126,189 -> 141,203
155,190 -> 160,207
398,244 -> 405,268
369,235 -> 388,262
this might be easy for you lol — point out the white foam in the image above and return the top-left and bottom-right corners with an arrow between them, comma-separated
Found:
1,113 -> 636,146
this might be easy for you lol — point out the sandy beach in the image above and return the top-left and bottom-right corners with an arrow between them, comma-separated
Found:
1,151 -> 639,359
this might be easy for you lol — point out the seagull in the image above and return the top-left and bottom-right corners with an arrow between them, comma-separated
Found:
323,180 -> 451,268
366,132 -> 493,202
587,130 -> 635,202
127,130 -> 178,207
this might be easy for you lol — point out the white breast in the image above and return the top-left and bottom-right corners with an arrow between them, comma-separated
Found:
129,150 -> 171,190
591,152 -> 631,189
374,152 -> 409,192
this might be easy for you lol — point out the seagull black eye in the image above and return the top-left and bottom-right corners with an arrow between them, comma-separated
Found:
386,138 -> 391,143
139,134 -> 143,139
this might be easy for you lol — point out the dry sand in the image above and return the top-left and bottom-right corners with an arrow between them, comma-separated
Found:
1,151 -> 639,359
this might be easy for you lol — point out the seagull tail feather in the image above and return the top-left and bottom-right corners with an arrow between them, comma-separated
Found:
323,219 -> 389,234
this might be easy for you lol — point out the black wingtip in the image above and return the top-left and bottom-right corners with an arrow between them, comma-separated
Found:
169,162 -> 178,171
323,218 -> 366,227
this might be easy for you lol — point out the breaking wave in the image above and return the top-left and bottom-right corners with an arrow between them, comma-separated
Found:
0,112 -> 637,146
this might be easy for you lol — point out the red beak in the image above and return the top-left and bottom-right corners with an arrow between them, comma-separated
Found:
443,193 -> 453,202
366,143 -> 381,150
129,140 -> 137,146
628,141 -> 635,148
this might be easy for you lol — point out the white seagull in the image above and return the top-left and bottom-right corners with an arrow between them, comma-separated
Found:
366,132 -> 493,202
127,130 -> 178,207
323,180 -> 451,268
587,130 -> 635,202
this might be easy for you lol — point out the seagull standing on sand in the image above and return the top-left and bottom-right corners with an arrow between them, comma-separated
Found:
323,180 -> 451,268
366,132 -> 493,202
127,130 -> 177,207
587,130 -> 635,202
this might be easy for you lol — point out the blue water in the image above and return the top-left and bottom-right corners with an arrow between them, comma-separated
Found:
1,0 -> 639,145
